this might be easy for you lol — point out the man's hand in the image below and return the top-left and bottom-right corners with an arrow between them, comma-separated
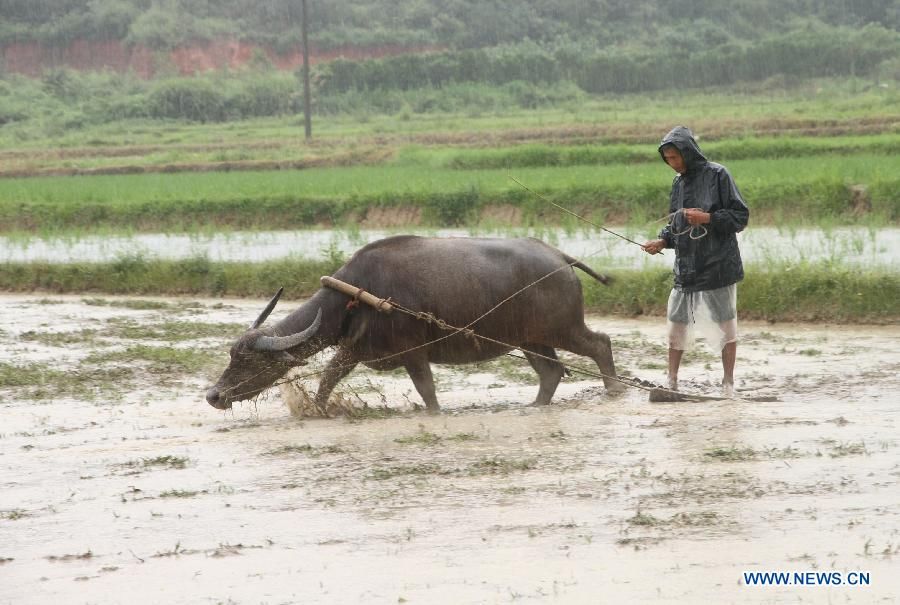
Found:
643,239 -> 666,255
683,208 -> 711,225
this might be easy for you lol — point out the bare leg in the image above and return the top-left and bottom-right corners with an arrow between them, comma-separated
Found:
404,358 -> 440,413
667,347 -> 684,390
523,344 -> 565,406
722,341 -> 736,392
315,347 -> 358,412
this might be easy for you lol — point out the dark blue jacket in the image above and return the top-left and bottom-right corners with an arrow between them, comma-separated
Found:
658,126 -> 749,292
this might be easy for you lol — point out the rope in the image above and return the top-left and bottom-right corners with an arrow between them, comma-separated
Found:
654,208 -> 709,241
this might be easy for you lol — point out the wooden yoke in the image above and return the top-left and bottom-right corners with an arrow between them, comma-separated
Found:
320,276 -> 394,314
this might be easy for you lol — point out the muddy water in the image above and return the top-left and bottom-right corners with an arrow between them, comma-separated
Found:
3,227 -> 898,269
1,294 -> 899,604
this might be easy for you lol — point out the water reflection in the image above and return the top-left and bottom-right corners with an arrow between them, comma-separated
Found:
1,227 -> 897,269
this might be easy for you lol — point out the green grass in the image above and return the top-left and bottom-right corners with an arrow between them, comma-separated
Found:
83,345 -> 222,375
394,431 -> 443,446
2,258 -> 896,323
1,154 -> 893,204
263,444 -> 345,457
2,77 -> 897,150
158,489 -> 202,498
0,360 -> 133,400
370,463 -> 445,480
703,446 -> 759,462
0,255 -> 341,297
119,456 -> 191,470
2,76 -> 899,234
444,134 -> 900,169
467,457 -> 537,475
1,155 -> 897,232
18,321 -> 242,348
18,328 -> 99,346
101,319 -> 246,342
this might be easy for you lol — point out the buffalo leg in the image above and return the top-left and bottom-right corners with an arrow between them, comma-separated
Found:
523,344 -> 565,405
404,358 -> 440,413
564,328 -> 625,393
315,347 -> 358,411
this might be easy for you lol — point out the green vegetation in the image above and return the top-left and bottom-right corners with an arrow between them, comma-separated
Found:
2,77 -> 898,151
1,6 -> 897,328
158,489 -> 202,498
5,0 -> 896,52
0,255 -> 341,296
100,319 -> 245,342
468,457 -> 537,475
2,2 -> 897,107
0,509 -> 29,521
264,444 -> 345,457
370,463 -> 445,480
83,345 -> 220,375
320,24 -> 898,96
2,153 -> 897,232
703,445 -> 760,462
394,431 -> 444,446
118,456 -> 190,470
627,511 -> 662,526
2,257 -> 896,323
2,315 -> 236,400
0,360 -> 133,400
445,134 -> 900,169
19,328 -> 98,346
824,440 -> 869,458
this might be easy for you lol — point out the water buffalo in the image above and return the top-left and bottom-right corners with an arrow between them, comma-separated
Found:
205,235 -> 623,413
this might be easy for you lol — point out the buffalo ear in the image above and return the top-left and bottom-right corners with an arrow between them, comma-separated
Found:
277,351 -> 298,363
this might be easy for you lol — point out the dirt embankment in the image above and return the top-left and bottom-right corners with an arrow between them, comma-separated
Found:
1,39 -> 443,79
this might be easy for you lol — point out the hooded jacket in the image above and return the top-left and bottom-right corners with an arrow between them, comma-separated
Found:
657,126 -> 749,292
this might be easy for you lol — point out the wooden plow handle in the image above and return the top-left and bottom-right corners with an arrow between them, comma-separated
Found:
320,276 -> 394,314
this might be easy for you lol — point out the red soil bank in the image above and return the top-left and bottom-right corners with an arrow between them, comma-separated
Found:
2,39 -> 440,78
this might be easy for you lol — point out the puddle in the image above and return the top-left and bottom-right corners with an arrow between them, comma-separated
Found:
1,293 -> 899,603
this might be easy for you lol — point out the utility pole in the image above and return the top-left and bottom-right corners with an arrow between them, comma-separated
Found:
301,0 -> 312,140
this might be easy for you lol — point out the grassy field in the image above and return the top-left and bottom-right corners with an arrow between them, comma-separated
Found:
1,78 -> 897,323
2,77 -> 897,150
2,79 -> 898,235
1,154 -> 897,233
5,132 -> 900,177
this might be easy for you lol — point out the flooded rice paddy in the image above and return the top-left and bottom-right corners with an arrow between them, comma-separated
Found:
3,227 -> 898,269
1,294 -> 899,603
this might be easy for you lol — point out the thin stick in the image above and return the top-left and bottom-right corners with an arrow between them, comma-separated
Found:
508,175 -> 660,253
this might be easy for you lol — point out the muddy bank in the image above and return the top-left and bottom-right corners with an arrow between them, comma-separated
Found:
1,294 -> 899,603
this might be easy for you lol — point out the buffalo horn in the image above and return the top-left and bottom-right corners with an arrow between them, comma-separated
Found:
250,287 -> 284,329
253,309 -> 322,352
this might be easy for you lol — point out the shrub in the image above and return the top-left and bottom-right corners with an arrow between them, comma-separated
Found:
148,79 -> 226,122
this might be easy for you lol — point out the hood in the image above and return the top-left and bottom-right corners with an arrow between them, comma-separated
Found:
658,125 -> 707,173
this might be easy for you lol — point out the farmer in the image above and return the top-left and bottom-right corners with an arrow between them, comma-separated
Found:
642,126 -> 749,398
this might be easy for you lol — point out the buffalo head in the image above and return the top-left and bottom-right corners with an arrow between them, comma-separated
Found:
206,288 -> 322,409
